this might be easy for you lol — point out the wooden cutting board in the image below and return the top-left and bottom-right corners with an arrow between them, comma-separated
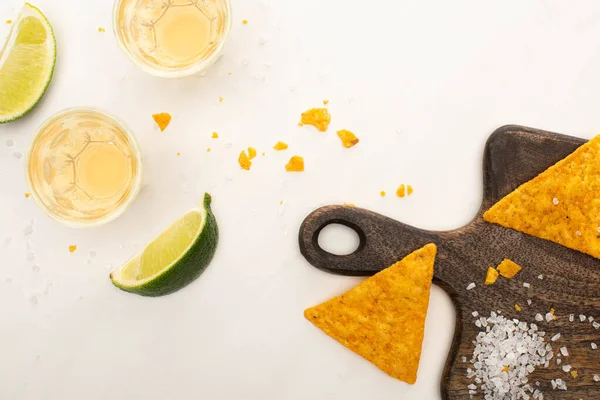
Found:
298,125 -> 600,399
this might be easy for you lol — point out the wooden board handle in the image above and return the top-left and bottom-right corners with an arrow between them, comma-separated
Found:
299,205 -> 440,276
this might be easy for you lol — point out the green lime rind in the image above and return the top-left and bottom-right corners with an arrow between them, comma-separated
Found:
0,3 -> 56,124
111,194 -> 219,297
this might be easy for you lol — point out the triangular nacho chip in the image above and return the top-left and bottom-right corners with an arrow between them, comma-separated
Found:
304,243 -> 436,384
484,135 -> 600,259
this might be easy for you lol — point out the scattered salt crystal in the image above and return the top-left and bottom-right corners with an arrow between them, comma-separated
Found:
552,198 -> 559,205
569,314 -> 574,322
579,314 -> 586,322
5,139 -> 14,147
535,313 -> 544,322
551,378 -> 567,390
576,230 -> 582,236
472,311 -> 479,318
551,333 -> 561,342
538,274 -> 544,279
589,316 -> 595,322
557,358 -> 561,365
593,322 -> 600,329
523,282 -> 531,288
594,374 -> 600,382
462,356 -> 467,362
592,342 -> 597,350
562,364 -> 571,372
545,313 -> 554,322
560,347 -> 569,356
466,282 -> 476,290
527,299 -> 532,306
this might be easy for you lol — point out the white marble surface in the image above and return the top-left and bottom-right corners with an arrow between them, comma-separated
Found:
1,1 -> 600,399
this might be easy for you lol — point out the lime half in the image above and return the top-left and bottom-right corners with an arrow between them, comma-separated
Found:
0,3 -> 56,124
110,194 -> 219,297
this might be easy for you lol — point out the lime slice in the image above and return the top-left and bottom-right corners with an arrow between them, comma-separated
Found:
0,3 -> 56,124
110,194 -> 219,296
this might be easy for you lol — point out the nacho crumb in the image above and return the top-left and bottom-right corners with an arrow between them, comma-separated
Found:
6,20 -> 12,24
344,203 -> 356,207
407,185 -> 414,195
207,148 -> 211,153
380,191 -> 386,197
98,27 -> 105,33
323,100 -> 329,105
502,366 -> 509,372
496,259 -> 522,279
298,122 -> 304,127
571,371 -> 578,378
300,108 -> 331,132
515,304 -> 521,312
337,129 -> 360,148
212,132 -> 219,139
177,152 -> 181,156
228,72 -> 232,75
280,200 -> 283,205
219,96 -> 224,103
238,151 -> 252,170
273,141 -> 288,151
242,19 -> 248,25
285,156 -> 304,172
262,152 -> 265,156
69,245 -> 77,253
485,267 -> 499,285
152,113 -> 172,132
397,184 -> 406,198
248,147 -> 257,160
25,193 -> 31,198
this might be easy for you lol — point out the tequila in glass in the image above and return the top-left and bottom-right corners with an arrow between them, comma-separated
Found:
27,108 -> 143,227
113,0 -> 232,77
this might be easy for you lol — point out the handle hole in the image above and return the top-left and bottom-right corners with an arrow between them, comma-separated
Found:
317,223 -> 361,256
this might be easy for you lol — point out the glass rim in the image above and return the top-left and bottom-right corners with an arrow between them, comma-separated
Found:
26,106 -> 144,229
112,0 -> 233,79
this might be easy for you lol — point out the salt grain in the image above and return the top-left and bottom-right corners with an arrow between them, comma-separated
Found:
580,314 -> 586,322
594,374 -> 600,382
523,282 -> 531,288
545,313 -> 554,322
576,230 -> 582,236
569,314 -> 574,322
591,342 -> 597,350
466,282 -> 476,290
589,316 -> 595,322
562,364 -> 571,372
535,313 -> 544,322
538,274 -> 543,280
527,299 -> 532,306
593,322 -> 600,329
551,333 -> 561,342
552,197 -> 559,205
472,311 -> 479,318
560,347 -> 569,356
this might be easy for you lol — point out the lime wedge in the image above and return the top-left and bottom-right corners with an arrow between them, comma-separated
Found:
0,3 -> 56,124
110,194 -> 219,297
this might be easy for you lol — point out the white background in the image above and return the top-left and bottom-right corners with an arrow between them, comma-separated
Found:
1,1 -> 600,399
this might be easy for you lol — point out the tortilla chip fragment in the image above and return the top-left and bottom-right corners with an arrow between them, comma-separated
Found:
285,156 -> 304,172
337,129 -> 360,148
397,184 -> 406,198
273,141 -> 288,151
407,185 -> 414,195
69,245 -> 77,253
212,132 -> 219,139
152,113 -> 172,132
483,134 -> 600,259
304,243 -> 437,384
300,108 -> 331,132
496,259 -> 521,279
238,151 -> 252,170
485,267 -> 499,285
248,147 -> 257,160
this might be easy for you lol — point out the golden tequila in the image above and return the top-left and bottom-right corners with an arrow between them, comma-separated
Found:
27,108 -> 143,227
114,0 -> 231,77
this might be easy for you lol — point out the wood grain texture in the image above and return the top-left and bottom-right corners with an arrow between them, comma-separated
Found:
298,125 -> 600,399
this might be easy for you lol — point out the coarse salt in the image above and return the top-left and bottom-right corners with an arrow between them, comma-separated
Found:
552,198 -> 559,205
593,322 -> 600,329
466,282 -> 476,291
569,314 -> 574,322
538,274 -> 543,280
592,342 -> 598,350
545,313 -> 554,322
560,347 -> 569,356
579,314 -> 586,322
523,282 -> 531,288
551,333 -> 561,342
594,374 -> 600,382
535,313 -> 544,322
562,364 -> 571,372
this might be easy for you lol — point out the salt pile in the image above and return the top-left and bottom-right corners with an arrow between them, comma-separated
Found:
467,312 -> 553,399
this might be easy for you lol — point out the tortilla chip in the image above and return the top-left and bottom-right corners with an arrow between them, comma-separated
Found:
304,243 -> 436,384
152,113 -> 171,132
483,135 -> 600,259
485,267 -> 499,285
496,259 -> 521,278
